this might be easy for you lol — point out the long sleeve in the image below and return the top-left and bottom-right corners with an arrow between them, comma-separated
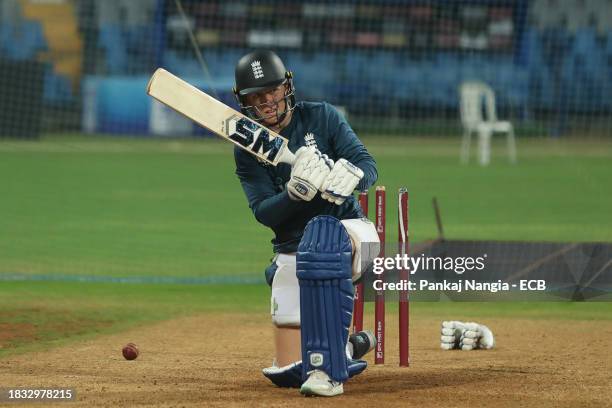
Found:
325,104 -> 378,192
234,147 -> 307,228
232,101 -> 373,254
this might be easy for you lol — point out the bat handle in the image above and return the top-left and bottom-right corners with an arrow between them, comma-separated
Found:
278,148 -> 296,166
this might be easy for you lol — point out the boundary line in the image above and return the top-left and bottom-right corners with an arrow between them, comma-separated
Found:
0,273 -> 263,285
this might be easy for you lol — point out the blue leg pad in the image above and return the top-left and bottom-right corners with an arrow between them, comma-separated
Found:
297,215 -> 353,383
262,362 -> 303,388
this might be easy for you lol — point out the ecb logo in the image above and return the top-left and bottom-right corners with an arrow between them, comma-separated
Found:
309,353 -> 323,367
295,183 -> 309,196
224,115 -> 284,163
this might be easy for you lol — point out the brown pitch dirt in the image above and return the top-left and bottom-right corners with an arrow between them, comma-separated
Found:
1,313 -> 611,407
0,323 -> 38,347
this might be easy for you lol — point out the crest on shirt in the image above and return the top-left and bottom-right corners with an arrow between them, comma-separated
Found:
304,132 -> 318,148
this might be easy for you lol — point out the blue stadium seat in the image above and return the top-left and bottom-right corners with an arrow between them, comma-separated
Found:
0,24 -> 12,56
287,52 -> 337,101
494,65 -> 529,118
570,28 -> 606,77
562,28 -> 608,112
124,24 -> 152,52
529,64 -> 556,111
605,32 -> 612,57
453,54 -> 529,117
0,20 -> 47,60
458,60 -> 480,83
363,51 -> 396,104
343,52 -> 369,83
604,33 -> 612,110
43,66 -> 73,104
282,50 -> 304,73
435,53 -> 460,68
328,82 -> 369,112
391,58 -> 429,105
313,51 -> 338,70
99,24 -> 127,74
508,68 -> 529,113
572,28 -> 600,59
204,50 -> 225,77
216,49 -> 246,76
163,50 -> 201,77
330,51 -> 374,109
161,50 -> 182,73
428,61 -> 459,108
368,51 -> 397,82
123,24 -> 155,73
522,28 -> 555,111
521,27 -> 545,68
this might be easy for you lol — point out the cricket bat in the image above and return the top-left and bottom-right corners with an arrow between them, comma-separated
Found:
146,68 -> 295,166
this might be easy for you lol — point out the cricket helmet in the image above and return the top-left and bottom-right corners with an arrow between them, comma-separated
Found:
233,50 -> 295,123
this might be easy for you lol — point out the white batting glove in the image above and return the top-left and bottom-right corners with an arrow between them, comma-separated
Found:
320,159 -> 364,205
459,322 -> 495,350
440,320 -> 465,350
441,321 -> 495,350
287,147 -> 333,201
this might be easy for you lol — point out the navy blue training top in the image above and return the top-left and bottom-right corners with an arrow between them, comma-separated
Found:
234,101 -> 378,253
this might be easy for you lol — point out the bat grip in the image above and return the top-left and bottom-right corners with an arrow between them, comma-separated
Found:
279,148 -> 296,166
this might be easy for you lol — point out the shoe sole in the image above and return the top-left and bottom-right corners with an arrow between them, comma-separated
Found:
300,384 -> 343,397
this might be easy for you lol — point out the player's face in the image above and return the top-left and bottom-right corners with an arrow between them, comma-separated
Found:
244,83 -> 288,127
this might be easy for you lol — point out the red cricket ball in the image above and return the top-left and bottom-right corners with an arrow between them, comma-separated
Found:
122,343 -> 139,360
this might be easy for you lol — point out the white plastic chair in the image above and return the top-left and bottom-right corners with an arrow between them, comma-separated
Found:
459,81 -> 517,166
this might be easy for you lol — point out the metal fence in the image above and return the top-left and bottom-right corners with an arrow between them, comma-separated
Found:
1,0 -> 611,138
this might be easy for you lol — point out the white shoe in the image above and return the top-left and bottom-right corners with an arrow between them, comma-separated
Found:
300,369 -> 343,397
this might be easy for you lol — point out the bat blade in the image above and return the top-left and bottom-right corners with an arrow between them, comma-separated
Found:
146,68 -> 295,166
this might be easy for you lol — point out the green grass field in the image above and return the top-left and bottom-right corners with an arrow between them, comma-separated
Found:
1,134 -> 611,357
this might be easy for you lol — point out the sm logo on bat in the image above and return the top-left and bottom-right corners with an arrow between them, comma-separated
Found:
224,115 -> 285,163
